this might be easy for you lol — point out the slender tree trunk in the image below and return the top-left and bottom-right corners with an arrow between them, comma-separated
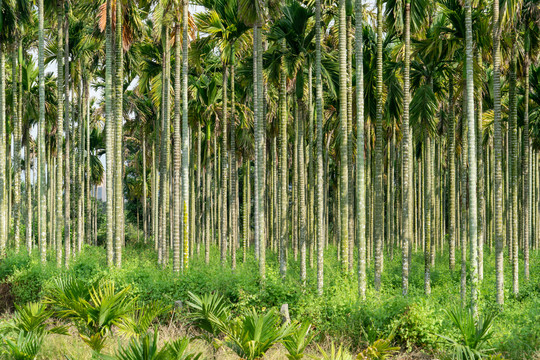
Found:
221,65 -> 229,266
338,0 -> 349,271
523,32 -> 530,281
492,0 -> 504,305
373,0 -> 384,289
173,23 -> 181,273
509,39 -> 519,295
476,51 -> 484,281
424,138 -> 431,295
114,0 -> 124,267
56,0 -> 65,267
182,0 -> 190,270
279,41 -> 288,277
356,0 -> 366,299
64,13 -> 71,266
401,0 -> 412,295
465,0 -> 478,316
316,0 -> 325,295
0,45 -> 5,257
12,44 -> 21,253
105,0 -> 114,267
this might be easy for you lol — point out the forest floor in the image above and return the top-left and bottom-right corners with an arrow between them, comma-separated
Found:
1,240 -> 539,359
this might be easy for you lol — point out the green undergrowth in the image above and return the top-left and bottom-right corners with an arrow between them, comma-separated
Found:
0,242 -> 538,359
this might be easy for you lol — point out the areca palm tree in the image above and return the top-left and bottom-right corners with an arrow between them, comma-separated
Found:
493,0 -> 504,305
269,0 -> 315,285
196,0 -> 250,269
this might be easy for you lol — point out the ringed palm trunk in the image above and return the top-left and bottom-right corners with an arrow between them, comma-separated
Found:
509,39 -> 518,295
0,45 -> 5,257
182,0 -> 190,270
105,0 -> 114,267
402,0 -> 412,291
373,0 -> 384,290
298,93 -> 307,286
356,0 -> 366,299
338,0 -> 349,272
86,82 -> 91,245
465,0 -> 478,316
25,137 -> 32,252
424,137 -> 431,295
476,51 -> 484,281
173,23 -> 181,273
221,64 -> 229,266
316,0 -> 325,295
230,55 -> 238,270
448,80 -> 456,271
114,0 -> 124,267
12,44 -> 21,253
523,33 -> 530,281
56,0 -> 65,267
64,11 -> 71,266
279,40 -> 287,278
492,0 -> 504,305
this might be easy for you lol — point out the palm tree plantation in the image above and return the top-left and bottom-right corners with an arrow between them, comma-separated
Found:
0,0 -> 539,358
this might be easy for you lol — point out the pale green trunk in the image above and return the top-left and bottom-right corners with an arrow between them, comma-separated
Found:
338,0 -> 349,271
374,0 -> 384,289
0,47 -> 5,257
493,0 -> 503,303
182,1 -> 190,270
12,45 -> 21,253
173,23 -> 181,273
114,0 -> 124,267
465,0 -> 478,316
401,0 -> 412,295
355,0 -> 366,299
56,0 -> 65,267
316,0 -> 325,295
105,0 -> 114,267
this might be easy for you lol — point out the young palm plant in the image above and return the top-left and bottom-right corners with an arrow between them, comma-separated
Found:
186,291 -> 231,357
438,307 -> 496,360
105,330 -> 202,360
315,342 -> 354,360
0,302 -> 68,360
45,277 -> 135,354
222,308 -> 290,360
282,322 -> 316,360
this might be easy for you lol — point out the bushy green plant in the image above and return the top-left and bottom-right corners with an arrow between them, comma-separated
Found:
314,342 -> 353,360
103,330 -> 202,360
0,302 -> 68,360
186,291 -> 230,338
437,307 -> 496,360
118,301 -> 171,338
356,339 -> 399,360
45,277 -> 135,354
283,322 -> 316,360
223,308 -> 290,360
391,302 -> 441,351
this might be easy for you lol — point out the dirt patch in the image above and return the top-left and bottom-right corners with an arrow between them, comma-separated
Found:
0,282 -> 15,314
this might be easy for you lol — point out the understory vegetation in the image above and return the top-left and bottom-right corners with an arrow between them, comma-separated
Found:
0,244 -> 538,359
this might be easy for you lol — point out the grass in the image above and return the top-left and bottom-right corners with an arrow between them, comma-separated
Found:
1,240 -> 539,359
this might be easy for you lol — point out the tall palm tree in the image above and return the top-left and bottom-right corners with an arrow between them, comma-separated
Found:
105,0 -> 114,267
338,0 -> 349,273
356,0 -> 366,299
56,0 -> 65,267
114,0 -> 125,268
315,0 -> 325,296
38,0 -> 47,263
373,0 -> 384,290
182,0 -> 190,271
465,0 -> 478,316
